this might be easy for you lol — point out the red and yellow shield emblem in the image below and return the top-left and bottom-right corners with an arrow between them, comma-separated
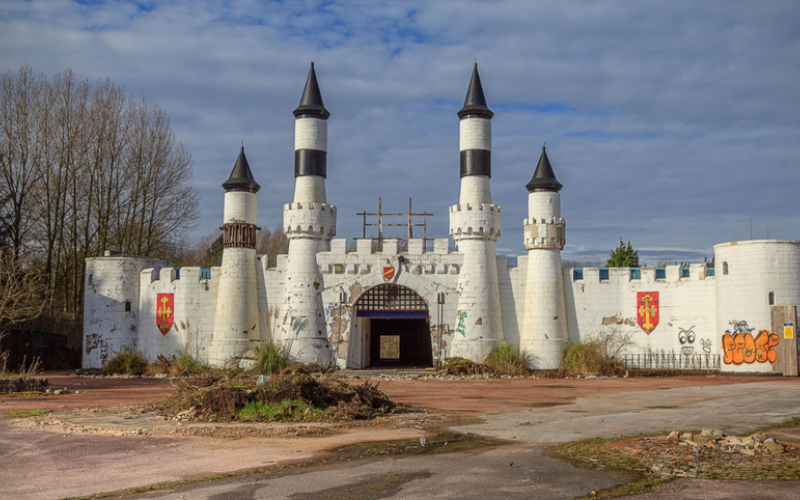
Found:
383,266 -> 395,282
156,293 -> 174,335
637,292 -> 659,334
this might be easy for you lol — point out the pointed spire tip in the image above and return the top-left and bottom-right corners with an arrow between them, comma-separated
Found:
293,62 -> 330,119
526,146 -> 562,193
458,63 -> 493,119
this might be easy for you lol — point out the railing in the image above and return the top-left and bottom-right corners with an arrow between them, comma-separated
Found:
623,353 -> 720,370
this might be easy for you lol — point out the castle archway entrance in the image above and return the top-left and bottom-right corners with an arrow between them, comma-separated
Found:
349,284 -> 433,368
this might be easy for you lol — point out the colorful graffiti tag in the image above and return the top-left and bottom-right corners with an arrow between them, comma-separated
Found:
455,311 -> 467,337
721,321 -> 780,365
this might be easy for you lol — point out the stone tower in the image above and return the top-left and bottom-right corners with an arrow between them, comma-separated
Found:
449,63 -> 505,362
280,63 -> 337,365
520,146 -> 568,369
208,147 -> 261,366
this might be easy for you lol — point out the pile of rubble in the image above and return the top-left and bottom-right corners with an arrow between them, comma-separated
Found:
666,429 -> 785,456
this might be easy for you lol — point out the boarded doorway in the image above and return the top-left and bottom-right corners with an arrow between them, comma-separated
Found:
351,284 -> 433,368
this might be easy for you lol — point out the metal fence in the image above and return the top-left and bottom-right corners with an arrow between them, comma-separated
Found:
623,353 -> 721,370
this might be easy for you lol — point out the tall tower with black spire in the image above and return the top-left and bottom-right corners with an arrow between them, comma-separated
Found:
521,146 -> 568,369
279,62 -> 337,365
449,63 -> 505,361
209,147 -> 262,366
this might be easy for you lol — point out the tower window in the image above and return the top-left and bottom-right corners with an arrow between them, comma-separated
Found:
723,262 -> 729,275
87,274 -> 93,286
769,292 -> 775,305
124,300 -> 131,312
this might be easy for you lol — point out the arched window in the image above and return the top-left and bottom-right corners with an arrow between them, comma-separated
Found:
769,292 -> 775,305
723,262 -> 729,275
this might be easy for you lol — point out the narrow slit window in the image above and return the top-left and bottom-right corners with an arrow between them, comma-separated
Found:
768,292 -> 775,305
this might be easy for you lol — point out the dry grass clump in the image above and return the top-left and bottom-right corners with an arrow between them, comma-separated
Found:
483,344 -> 531,376
558,340 -> 626,377
442,357 -> 490,376
103,347 -> 148,376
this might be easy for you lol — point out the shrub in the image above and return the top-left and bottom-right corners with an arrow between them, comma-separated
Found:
250,342 -> 292,375
174,352 -> 203,375
483,344 -> 531,376
442,357 -> 489,376
103,347 -> 148,376
558,339 -> 626,377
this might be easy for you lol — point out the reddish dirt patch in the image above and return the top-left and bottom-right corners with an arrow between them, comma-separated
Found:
376,376 -> 793,414
0,373 -> 175,416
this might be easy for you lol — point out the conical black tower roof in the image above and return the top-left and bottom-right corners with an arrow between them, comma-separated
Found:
526,146 -> 562,193
293,62 -> 330,119
458,63 -> 493,119
222,146 -> 260,193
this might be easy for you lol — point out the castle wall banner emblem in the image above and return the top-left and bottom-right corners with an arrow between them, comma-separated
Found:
637,292 -> 659,334
156,293 -> 174,335
383,266 -> 395,282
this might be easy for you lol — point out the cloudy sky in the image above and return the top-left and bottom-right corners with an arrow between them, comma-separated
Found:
2,0 -> 798,264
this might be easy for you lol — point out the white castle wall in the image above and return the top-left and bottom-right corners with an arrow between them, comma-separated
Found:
138,266 -> 219,364
83,255 -> 168,368
565,264 -> 717,361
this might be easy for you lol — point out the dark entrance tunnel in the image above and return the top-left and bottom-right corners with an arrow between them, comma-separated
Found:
368,318 -> 433,368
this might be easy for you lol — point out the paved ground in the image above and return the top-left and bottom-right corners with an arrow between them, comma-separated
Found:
0,374 -> 798,499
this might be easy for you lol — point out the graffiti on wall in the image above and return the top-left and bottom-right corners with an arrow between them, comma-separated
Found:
324,303 -> 351,360
700,338 -> 712,354
455,311 -> 467,337
678,326 -> 696,355
85,333 -> 110,364
637,292 -> 659,334
722,320 -> 781,365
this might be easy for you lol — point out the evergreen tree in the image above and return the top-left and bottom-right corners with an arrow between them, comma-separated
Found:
607,238 -> 640,267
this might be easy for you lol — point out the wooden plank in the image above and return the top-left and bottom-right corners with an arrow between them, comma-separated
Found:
772,305 -> 798,376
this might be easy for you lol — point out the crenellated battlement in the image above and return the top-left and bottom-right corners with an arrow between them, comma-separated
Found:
565,263 -> 715,284
283,202 -> 337,240
449,203 -> 502,241
523,217 -> 565,250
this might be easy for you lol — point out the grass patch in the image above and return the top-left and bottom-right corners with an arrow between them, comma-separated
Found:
250,342 -> 293,375
574,477 -> 673,500
758,417 -> 800,432
7,409 -> 52,418
237,399 -> 326,422
483,344 -> 531,376
442,357 -> 489,376
0,391 -> 55,398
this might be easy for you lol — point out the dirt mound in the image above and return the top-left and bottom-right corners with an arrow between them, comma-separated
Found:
198,386 -> 247,420
156,372 -> 395,422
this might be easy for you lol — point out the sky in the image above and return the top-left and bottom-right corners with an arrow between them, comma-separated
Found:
1,0 -> 799,265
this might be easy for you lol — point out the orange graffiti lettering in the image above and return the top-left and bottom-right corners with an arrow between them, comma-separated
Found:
722,329 -> 780,365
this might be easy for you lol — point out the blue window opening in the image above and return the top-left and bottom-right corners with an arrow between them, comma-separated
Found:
707,268 -> 715,277
573,268 -> 583,281
630,268 -> 641,280
201,267 -> 211,280
599,268 -> 609,281
655,268 -> 666,280
171,268 -> 181,281
681,267 -> 690,278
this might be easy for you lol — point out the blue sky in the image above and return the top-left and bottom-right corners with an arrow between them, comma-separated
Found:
2,0 -> 799,264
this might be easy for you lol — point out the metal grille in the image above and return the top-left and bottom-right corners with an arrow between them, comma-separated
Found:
623,353 -> 721,370
355,284 -> 428,312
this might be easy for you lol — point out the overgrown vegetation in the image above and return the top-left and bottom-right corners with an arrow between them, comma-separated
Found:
7,409 -> 52,418
103,347 -> 149,376
442,357 -> 489,376
144,352 -> 204,377
483,344 -> 531,376
249,342 -> 293,375
558,330 -> 633,377
153,369 -> 396,423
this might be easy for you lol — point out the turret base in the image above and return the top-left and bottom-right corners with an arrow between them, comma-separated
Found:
449,338 -> 505,363
286,337 -> 333,366
520,338 -> 567,370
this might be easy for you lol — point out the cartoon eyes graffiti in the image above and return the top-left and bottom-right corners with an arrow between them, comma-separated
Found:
678,329 -> 696,344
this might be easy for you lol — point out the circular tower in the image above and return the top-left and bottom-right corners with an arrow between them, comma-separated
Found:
520,146 -> 568,369
280,63 -> 337,365
208,147 -> 261,366
449,63 -> 505,362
